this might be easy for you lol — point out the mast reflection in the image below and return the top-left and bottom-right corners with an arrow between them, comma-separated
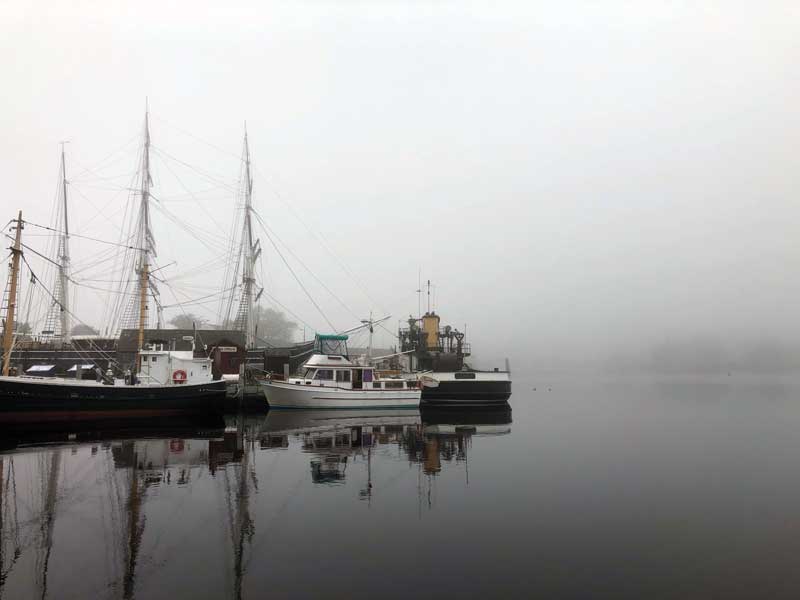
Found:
0,405 -> 511,598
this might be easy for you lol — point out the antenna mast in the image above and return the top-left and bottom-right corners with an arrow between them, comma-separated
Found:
427,280 -> 431,313
361,311 -> 375,362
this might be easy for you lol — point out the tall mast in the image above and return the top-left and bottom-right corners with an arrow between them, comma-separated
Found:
2,212 -> 23,376
59,145 -> 71,343
136,107 -> 153,370
233,128 -> 260,349
42,146 -> 72,344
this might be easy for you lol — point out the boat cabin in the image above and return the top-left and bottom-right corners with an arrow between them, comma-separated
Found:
288,335 -> 414,391
138,344 -> 215,386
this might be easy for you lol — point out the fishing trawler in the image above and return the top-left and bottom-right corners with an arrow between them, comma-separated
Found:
260,334 -> 421,409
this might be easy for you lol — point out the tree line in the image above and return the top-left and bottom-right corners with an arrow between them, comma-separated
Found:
16,306 -> 299,346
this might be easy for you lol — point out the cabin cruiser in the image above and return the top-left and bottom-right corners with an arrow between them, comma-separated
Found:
260,334 -> 421,409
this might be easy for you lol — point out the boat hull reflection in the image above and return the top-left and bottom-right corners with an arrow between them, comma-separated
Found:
421,403 -> 512,429
0,413 -> 226,450
262,408 -> 422,436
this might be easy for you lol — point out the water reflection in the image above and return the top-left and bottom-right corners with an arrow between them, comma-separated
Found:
0,406 -> 511,599
260,409 -> 423,494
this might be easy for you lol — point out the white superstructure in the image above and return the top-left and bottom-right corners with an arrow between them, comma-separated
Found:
137,346 -> 215,386
260,352 -> 421,409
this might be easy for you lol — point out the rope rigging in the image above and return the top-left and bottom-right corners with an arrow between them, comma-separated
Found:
2,114 -> 401,350
21,221 -> 145,251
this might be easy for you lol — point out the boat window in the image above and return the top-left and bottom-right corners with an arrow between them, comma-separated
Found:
152,357 -> 157,362
385,381 -> 403,389
363,369 -> 373,383
373,382 -> 382,389
304,369 -> 315,379
454,372 -> 476,379
315,369 -> 334,381
336,370 -> 351,383
202,365 -> 208,370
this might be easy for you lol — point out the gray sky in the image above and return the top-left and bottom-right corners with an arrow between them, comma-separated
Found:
1,1 -> 799,367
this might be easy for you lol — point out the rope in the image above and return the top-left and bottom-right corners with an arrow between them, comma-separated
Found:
251,210 -> 361,323
21,221 -> 145,251
258,225 -> 336,331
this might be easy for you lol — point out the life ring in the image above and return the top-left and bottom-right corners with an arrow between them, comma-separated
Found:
418,375 -> 439,389
172,369 -> 188,384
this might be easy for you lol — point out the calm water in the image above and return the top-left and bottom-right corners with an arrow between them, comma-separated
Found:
3,372 -> 800,599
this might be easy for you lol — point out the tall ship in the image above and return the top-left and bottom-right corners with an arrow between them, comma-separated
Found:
398,305 -> 512,405
0,110 -> 227,420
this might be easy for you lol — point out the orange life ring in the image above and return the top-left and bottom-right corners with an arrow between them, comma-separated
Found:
172,369 -> 188,384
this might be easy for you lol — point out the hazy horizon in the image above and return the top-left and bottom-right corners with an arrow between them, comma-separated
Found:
2,1 -> 799,370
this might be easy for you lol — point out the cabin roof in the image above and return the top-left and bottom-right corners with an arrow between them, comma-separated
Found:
316,334 -> 349,341
304,353 -> 358,368
118,329 -> 245,352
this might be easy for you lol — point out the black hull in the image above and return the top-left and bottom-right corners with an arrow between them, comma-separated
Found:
0,378 -> 226,423
421,380 -> 512,405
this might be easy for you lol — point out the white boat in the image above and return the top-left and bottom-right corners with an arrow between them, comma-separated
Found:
260,334 -> 421,409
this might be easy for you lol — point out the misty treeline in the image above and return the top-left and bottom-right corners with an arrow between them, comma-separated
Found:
602,337 -> 800,375
168,306 -> 298,346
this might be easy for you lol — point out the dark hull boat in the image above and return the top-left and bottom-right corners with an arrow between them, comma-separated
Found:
420,372 -> 511,405
398,299 -> 513,406
0,377 -> 227,423
0,118 -> 228,426
399,311 -> 511,406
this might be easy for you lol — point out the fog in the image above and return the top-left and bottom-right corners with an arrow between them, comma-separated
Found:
1,1 -> 799,371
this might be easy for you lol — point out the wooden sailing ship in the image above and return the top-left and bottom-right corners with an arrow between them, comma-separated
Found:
0,110 -> 226,420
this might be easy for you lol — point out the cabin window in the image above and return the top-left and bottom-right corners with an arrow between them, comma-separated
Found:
363,369 -> 373,383
336,370 -> 351,383
315,369 -> 333,381
202,365 -> 208,370
454,372 -> 476,379
385,381 -> 403,389
151,357 -> 157,362
373,382 -> 382,389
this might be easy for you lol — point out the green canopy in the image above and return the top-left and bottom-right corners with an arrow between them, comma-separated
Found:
316,334 -> 349,341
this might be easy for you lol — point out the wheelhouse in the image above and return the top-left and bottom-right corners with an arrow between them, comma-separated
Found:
287,334 -> 414,391
314,333 -> 349,357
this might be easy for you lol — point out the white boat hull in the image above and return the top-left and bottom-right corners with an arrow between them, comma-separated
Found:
260,380 -> 420,409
